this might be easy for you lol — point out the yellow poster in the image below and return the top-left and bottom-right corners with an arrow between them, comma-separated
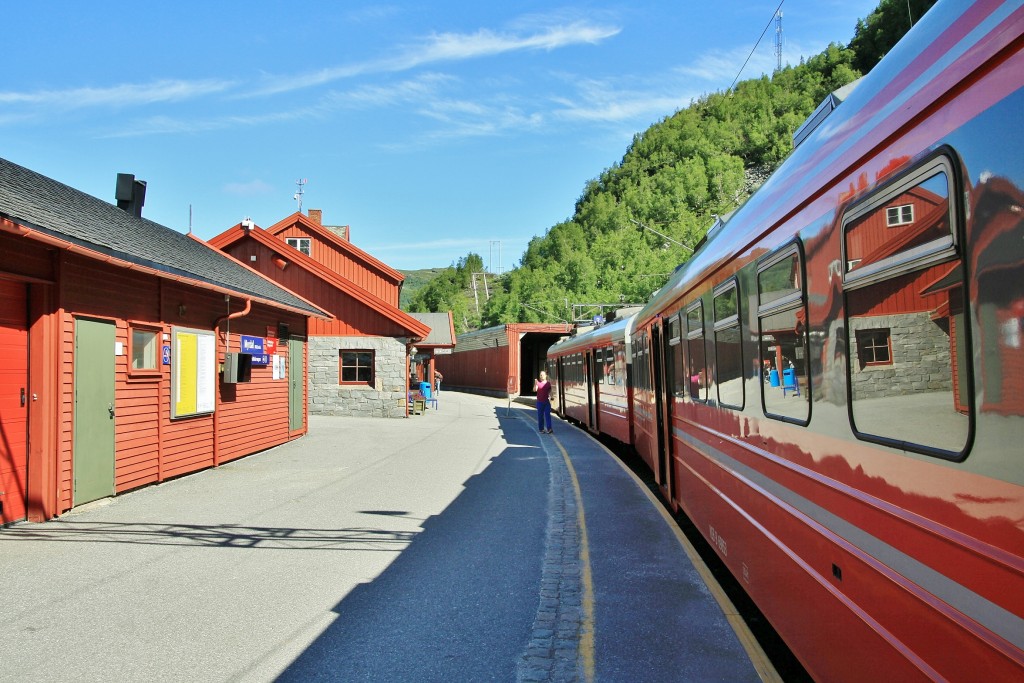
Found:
172,327 -> 215,418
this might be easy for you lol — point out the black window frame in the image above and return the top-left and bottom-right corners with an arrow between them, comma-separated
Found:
713,279 -> 744,410
757,240 -> 811,426
840,149 -> 973,461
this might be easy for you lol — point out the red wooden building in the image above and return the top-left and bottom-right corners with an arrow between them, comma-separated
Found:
208,210 -> 431,418
0,158 -> 327,524
408,311 -> 457,389
436,323 -> 571,397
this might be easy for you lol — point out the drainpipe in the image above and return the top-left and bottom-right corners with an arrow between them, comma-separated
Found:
212,296 -> 252,465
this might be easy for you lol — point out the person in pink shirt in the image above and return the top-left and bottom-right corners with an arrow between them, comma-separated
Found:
533,370 -> 553,433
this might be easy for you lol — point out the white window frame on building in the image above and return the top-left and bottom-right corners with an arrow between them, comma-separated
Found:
886,203 -> 914,227
286,237 -> 311,256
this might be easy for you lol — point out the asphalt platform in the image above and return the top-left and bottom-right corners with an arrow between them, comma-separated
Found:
0,390 -> 774,682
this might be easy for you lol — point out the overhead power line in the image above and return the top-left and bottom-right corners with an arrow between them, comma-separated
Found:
728,0 -> 786,92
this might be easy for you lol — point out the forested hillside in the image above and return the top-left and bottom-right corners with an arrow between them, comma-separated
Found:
406,0 -> 935,332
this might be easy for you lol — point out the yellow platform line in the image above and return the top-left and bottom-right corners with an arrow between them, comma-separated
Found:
551,434 -> 596,683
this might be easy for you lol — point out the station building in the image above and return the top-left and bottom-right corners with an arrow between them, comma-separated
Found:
208,210 -> 435,418
408,311 -> 457,389
0,157 -> 327,524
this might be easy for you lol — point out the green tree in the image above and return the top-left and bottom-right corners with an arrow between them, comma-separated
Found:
849,0 -> 939,73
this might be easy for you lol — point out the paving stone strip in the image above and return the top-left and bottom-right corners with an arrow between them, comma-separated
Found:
517,421 -> 586,683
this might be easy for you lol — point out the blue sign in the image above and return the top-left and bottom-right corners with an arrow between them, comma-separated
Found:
162,345 -> 171,365
241,335 -> 270,366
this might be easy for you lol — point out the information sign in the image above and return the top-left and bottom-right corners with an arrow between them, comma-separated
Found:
241,334 -> 270,366
171,327 -> 216,418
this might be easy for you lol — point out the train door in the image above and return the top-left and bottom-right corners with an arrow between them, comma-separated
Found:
650,321 -> 672,494
0,279 -> 29,524
585,350 -> 598,430
556,357 -> 565,413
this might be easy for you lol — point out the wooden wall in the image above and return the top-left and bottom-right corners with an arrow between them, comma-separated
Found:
53,251 -> 308,514
276,224 -> 400,305
223,239 -> 410,337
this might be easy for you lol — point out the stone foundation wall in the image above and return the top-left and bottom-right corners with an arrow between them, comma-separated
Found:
308,336 -> 408,417
849,312 -> 952,400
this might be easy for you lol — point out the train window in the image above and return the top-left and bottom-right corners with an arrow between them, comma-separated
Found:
714,281 -> 743,409
594,349 -> 605,384
841,154 -> 971,459
605,346 -> 615,385
668,314 -> 686,397
758,244 -> 810,424
686,302 -> 708,401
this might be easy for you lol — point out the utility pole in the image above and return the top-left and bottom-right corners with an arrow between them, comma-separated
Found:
489,240 -> 502,275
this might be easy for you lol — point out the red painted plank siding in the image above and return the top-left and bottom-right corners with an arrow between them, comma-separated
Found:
52,252 -> 308,514
277,226 -> 399,305
221,240 -> 409,337
0,232 -> 54,282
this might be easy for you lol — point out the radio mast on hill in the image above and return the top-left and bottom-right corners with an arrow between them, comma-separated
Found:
293,178 -> 307,212
775,11 -> 783,71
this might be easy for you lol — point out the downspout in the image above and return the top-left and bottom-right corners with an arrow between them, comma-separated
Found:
212,295 -> 252,465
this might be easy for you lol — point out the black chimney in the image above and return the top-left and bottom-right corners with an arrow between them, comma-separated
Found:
115,173 -> 147,218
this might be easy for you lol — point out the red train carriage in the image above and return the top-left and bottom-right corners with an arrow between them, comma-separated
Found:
548,312 -> 635,445
554,1 -> 1024,680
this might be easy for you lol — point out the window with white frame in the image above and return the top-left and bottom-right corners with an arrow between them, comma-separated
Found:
286,237 -> 311,256
886,204 -> 914,227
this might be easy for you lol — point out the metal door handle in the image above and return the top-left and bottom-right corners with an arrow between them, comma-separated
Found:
20,388 -> 26,407
108,403 -> 115,418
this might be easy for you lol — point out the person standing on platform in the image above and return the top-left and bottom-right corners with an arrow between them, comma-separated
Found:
533,371 -> 553,434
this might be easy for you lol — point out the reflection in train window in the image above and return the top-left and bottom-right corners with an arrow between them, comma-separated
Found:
758,245 -> 810,424
845,169 -> 953,279
686,302 -> 707,401
842,156 -> 971,458
714,282 -> 743,408
594,348 -> 605,384
669,314 -> 686,397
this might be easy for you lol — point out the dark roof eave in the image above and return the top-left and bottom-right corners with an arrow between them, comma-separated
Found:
6,216 -> 327,318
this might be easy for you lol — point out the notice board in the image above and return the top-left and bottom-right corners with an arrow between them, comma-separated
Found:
171,327 -> 216,418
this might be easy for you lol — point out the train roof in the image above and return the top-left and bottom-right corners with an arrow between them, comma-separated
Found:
548,312 -> 637,356
635,0 -> 1012,326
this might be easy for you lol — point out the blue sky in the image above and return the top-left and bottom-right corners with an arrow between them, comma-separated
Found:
2,1 -> 880,271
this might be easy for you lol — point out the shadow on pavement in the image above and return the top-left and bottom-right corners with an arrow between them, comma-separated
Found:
276,407 -> 549,681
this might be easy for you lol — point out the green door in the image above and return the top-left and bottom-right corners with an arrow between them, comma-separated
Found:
288,337 -> 305,431
74,318 -> 115,505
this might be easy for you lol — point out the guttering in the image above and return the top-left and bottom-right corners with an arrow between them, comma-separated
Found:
212,296 -> 252,468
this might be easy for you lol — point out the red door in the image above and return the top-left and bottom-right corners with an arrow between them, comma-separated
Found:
0,279 -> 29,524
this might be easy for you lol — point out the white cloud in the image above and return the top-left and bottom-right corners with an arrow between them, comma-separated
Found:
0,78 -> 234,109
247,20 -> 620,97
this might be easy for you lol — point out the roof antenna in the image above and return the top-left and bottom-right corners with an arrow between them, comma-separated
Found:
188,204 -> 193,234
293,178 -> 307,212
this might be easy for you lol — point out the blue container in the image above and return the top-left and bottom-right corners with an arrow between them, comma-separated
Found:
419,381 -> 432,398
768,369 -> 780,387
783,368 -> 796,387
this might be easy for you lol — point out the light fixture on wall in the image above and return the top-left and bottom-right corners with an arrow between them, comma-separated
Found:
272,255 -> 288,270
410,346 -> 418,357
178,303 -> 187,317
